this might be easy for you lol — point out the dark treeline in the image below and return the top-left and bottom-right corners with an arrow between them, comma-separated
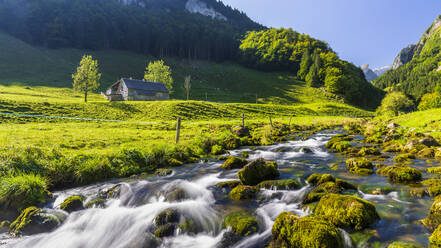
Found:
0,0 -> 263,61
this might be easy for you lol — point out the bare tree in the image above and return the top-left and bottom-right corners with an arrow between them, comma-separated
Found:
184,75 -> 191,100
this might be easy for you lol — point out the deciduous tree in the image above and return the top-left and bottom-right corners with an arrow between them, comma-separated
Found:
144,60 -> 174,94
72,55 -> 101,103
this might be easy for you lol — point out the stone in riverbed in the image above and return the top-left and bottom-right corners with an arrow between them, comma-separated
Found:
229,185 -> 258,201
314,194 -> 380,232
346,158 -> 374,175
216,180 -> 241,189
221,156 -> 248,170
388,241 -> 423,248
237,158 -> 279,186
430,225 -> 441,247
377,164 -> 422,184
224,211 -> 258,236
165,187 -> 189,202
154,209 -> 179,227
256,179 -> 301,190
270,212 -> 344,248
59,195 -> 85,213
9,207 -> 59,235
422,196 -> 441,231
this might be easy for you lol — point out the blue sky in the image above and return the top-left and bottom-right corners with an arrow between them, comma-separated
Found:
220,0 -> 441,68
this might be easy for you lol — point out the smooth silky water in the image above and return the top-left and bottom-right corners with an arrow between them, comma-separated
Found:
0,130 -> 435,248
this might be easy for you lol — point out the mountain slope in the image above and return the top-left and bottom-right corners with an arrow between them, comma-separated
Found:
374,15 -> 441,100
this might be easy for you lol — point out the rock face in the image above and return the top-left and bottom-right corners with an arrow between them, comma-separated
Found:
238,158 -> 279,186
315,194 -> 380,231
392,44 -> 418,70
270,212 -> 344,248
185,0 -> 227,21
361,64 -> 379,82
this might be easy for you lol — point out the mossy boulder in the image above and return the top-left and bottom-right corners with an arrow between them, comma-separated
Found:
420,136 -> 440,147
326,134 -> 353,152
358,147 -> 381,156
418,148 -> 435,158
154,223 -> 176,238
177,218 -> 199,235
224,211 -> 258,236
307,173 -> 335,186
393,153 -> 416,162
221,156 -> 248,170
377,164 -> 422,184
256,179 -> 301,190
165,188 -> 188,202
9,207 -> 59,235
346,158 -> 374,175
229,185 -> 258,201
59,195 -> 85,212
388,241 -> 423,248
216,180 -> 241,189
270,212 -> 343,248
409,188 -> 428,198
430,225 -> 441,247
383,144 -> 402,153
155,168 -> 173,176
423,179 -> 441,198
238,158 -> 279,186
315,194 -> 379,231
422,197 -> 441,231
154,209 -> 179,227
428,167 -> 441,174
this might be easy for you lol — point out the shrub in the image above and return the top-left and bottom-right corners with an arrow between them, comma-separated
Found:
376,92 -> 413,116
418,92 -> 441,111
0,174 -> 50,211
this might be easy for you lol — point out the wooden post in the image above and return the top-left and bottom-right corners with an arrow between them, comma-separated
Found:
255,94 -> 258,104
175,117 -> 181,144
269,116 -> 273,128
288,116 -> 292,130
205,92 -> 208,101
242,113 -> 245,127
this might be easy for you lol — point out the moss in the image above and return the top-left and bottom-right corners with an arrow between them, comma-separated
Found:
428,167 -> 441,174
408,188 -> 428,198
59,195 -> 85,212
315,194 -> 380,231
377,164 -> 422,184
303,193 -> 327,204
9,206 -> 58,235
224,211 -> 258,236
326,134 -> 353,149
359,185 -> 397,195
221,156 -> 248,170
346,158 -> 374,175
154,209 -> 179,227
358,147 -> 381,156
229,185 -> 258,201
217,155 -> 229,161
240,151 -> 250,158
383,144 -> 402,152
271,212 -> 343,248
165,188 -> 188,202
430,225 -> 441,247
388,241 -> 423,248
237,158 -> 279,186
422,179 -> 441,198
0,220 -> 10,229
306,173 -> 335,186
423,197 -> 441,231
177,218 -> 198,234
154,223 -> 176,238
418,148 -> 435,158
168,158 -> 184,167
84,198 -> 106,208
256,179 -> 300,190
155,168 -> 173,176
216,180 -> 241,189
211,145 -> 225,155
393,153 -> 416,162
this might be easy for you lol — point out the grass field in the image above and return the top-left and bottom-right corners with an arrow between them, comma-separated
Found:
0,31 -> 345,104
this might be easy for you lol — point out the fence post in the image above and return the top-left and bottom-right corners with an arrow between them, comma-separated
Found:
242,113 -> 245,127
176,117 -> 181,144
269,116 -> 273,129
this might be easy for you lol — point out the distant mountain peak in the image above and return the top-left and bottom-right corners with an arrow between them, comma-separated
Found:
361,64 -> 391,82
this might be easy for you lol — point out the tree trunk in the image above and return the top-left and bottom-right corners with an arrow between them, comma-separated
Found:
85,89 -> 88,103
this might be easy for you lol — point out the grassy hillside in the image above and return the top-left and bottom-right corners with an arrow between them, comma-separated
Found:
0,31 -> 344,105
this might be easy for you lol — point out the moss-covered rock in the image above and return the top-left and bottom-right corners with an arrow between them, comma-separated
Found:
229,185 -> 258,201
216,180 -> 241,189
154,223 -> 176,238
165,188 -> 188,202
326,135 -> 353,153
177,218 -> 199,235
393,153 -> 416,162
408,188 -> 428,198
418,148 -> 435,158
377,164 -> 422,184
0,220 -> 10,230
315,194 -> 379,231
84,198 -> 106,208
238,158 -> 279,186
270,212 -> 343,248
430,225 -> 441,247
155,168 -> 173,176
221,156 -> 248,170
359,184 -> 397,195
346,158 -> 374,175
256,179 -> 300,190
240,151 -> 250,158
383,144 -> 402,153
154,209 -> 179,227
423,179 -> 441,198
358,147 -> 381,156
388,241 -> 423,248
428,167 -> 441,174
307,173 -> 335,186
9,207 -> 59,235
224,211 -> 258,236
59,195 -> 85,213
422,197 -> 441,231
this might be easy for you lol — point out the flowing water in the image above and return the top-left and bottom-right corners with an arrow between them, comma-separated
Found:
1,130 -> 436,247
